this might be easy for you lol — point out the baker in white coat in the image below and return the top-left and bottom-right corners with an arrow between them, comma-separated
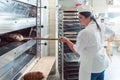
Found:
60,5 -> 115,80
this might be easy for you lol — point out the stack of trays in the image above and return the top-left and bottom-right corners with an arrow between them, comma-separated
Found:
64,53 -> 80,80
62,9 -> 84,80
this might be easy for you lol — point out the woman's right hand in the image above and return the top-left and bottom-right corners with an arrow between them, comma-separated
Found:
59,37 -> 69,43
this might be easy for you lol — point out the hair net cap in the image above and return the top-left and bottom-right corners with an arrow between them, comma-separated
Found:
78,5 -> 92,13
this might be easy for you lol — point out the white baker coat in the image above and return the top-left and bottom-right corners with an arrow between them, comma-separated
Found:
73,21 -> 114,80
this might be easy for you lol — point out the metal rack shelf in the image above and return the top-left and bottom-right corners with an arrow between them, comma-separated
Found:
58,8 -> 84,80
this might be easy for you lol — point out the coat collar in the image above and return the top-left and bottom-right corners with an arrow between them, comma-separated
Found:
86,20 -> 96,29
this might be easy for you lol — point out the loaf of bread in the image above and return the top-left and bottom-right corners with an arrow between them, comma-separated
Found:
21,71 -> 44,80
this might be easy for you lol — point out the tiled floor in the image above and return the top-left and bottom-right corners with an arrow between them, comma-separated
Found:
105,47 -> 120,80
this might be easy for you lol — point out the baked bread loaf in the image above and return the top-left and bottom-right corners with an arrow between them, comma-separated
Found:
21,71 -> 44,80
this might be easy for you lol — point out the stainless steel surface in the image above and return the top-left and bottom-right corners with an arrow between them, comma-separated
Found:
0,0 -> 36,34
58,8 -> 64,80
0,0 -> 38,79
0,18 -> 36,34
0,40 -> 36,66
14,0 -> 37,6
0,0 -> 48,79
0,40 -> 36,79
0,53 -> 34,80
36,0 -> 41,57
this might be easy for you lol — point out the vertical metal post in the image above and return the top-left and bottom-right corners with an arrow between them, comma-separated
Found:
61,10 -> 64,80
58,8 -> 64,80
36,0 -> 41,58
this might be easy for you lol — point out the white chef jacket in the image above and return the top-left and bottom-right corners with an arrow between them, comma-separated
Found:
73,20 -> 114,80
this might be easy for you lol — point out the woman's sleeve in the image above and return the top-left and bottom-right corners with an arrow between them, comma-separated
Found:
73,31 -> 89,54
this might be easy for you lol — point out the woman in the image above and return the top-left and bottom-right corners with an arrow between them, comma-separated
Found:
60,5 -> 115,80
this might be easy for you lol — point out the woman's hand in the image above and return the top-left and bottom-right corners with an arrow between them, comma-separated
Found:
59,37 -> 69,43
59,37 -> 77,53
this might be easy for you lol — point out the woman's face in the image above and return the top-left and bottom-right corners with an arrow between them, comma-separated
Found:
78,14 -> 90,27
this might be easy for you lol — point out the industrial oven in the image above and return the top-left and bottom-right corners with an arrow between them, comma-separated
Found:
0,0 -> 48,80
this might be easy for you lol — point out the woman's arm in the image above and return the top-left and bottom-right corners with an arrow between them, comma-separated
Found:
60,37 -> 77,53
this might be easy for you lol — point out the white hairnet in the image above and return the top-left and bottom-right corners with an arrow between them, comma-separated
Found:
78,5 -> 92,13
